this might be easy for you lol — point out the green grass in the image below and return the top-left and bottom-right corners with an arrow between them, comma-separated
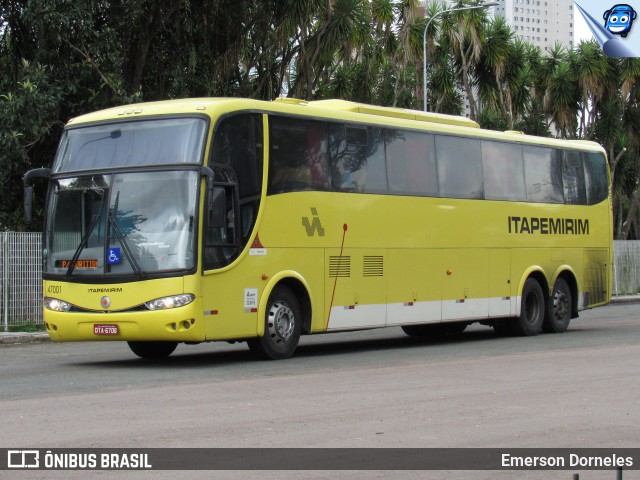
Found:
5,324 -> 46,333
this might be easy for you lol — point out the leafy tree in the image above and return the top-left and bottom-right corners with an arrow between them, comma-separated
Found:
1,0 -> 640,238
0,60 -> 62,230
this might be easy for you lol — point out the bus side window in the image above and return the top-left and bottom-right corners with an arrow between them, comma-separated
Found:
329,125 -> 387,194
268,117 -> 331,194
523,146 -> 564,203
362,128 -> 387,194
583,152 -> 609,205
386,130 -> 437,197
563,151 -> 587,205
210,114 -> 263,200
203,183 -> 238,270
435,135 -> 484,199
482,141 -> 526,201
205,114 -> 264,269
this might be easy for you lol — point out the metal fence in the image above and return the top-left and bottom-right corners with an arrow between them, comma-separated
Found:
1,232 -> 640,330
613,240 -> 640,295
1,232 -> 43,330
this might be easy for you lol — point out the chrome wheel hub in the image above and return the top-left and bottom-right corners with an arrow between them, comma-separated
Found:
553,290 -> 569,320
267,301 -> 295,343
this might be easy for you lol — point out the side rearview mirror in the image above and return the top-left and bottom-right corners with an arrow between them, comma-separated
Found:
23,168 -> 50,225
24,186 -> 34,224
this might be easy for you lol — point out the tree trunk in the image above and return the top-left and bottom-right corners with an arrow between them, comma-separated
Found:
609,147 -> 626,189
129,3 -> 181,95
459,44 -> 477,119
615,199 -> 623,239
621,183 -> 640,240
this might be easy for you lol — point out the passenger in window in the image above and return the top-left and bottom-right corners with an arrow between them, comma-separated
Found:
334,154 -> 366,192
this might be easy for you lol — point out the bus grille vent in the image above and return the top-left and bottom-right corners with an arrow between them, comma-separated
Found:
363,256 -> 384,277
329,256 -> 351,278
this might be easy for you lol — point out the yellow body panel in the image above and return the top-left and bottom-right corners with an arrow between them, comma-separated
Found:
44,276 -> 204,341
44,98 -> 612,343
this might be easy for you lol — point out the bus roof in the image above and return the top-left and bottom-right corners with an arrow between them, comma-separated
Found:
68,97 -> 479,129
298,99 -> 480,129
67,97 -> 605,154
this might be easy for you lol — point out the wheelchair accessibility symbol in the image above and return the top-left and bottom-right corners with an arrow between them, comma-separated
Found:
107,248 -> 121,265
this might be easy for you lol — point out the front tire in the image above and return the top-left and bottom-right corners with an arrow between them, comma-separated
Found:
247,286 -> 301,360
510,278 -> 545,336
543,277 -> 572,333
127,341 -> 178,359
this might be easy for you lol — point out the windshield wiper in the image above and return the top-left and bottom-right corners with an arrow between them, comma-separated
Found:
108,191 -> 146,280
65,214 -> 101,278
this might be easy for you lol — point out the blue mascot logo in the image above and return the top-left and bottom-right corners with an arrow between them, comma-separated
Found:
603,4 -> 637,37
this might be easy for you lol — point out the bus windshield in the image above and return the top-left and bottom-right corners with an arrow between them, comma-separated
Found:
53,117 -> 207,172
45,171 -> 199,277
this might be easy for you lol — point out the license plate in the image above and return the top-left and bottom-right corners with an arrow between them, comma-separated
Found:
94,324 -> 119,335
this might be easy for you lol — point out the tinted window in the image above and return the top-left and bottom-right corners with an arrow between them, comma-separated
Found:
386,130 -> 438,196
265,116 -> 605,207
436,136 -> 483,199
523,146 -> 564,203
210,114 -> 264,246
562,151 -> 587,205
268,117 -> 331,194
584,152 -> 609,205
329,124 -> 387,193
46,172 -> 199,275
211,114 -> 263,199
54,118 -> 207,172
482,141 -> 526,201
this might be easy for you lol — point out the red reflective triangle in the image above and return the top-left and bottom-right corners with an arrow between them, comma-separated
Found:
252,234 -> 264,249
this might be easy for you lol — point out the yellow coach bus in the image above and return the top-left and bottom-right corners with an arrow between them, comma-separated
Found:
24,98 -> 612,359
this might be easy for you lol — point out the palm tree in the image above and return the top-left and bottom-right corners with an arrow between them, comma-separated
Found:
503,38 -> 533,128
390,0 -> 421,107
544,61 -> 579,138
475,16 -> 515,126
612,57 -> 640,238
429,38 -> 464,114
362,0 -> 396,102
439,1 -> 488,120
571,40 -> 611,138
540,43 -> 579,138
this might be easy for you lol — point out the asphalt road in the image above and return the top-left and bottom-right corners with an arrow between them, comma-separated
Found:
1,303 -> 639,480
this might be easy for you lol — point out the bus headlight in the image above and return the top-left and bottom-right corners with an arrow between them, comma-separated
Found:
145,294 -> 195,311
44,297 -> 72,312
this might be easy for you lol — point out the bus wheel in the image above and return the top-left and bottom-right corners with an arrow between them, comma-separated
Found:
127,341 -> 178,359
510,278 -> 545,336
543,278 -> 572,333
247,286 -> 301,360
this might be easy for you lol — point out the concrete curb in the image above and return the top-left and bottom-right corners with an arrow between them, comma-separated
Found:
610,295 -> 640,305
1,296 -> 638,346
0,332 -> 50,345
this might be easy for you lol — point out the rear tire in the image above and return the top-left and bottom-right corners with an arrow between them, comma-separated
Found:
510,278 -> 545,336
543,277 -> 572,333
247,286 -> 301,360
127,341 -> 178,359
